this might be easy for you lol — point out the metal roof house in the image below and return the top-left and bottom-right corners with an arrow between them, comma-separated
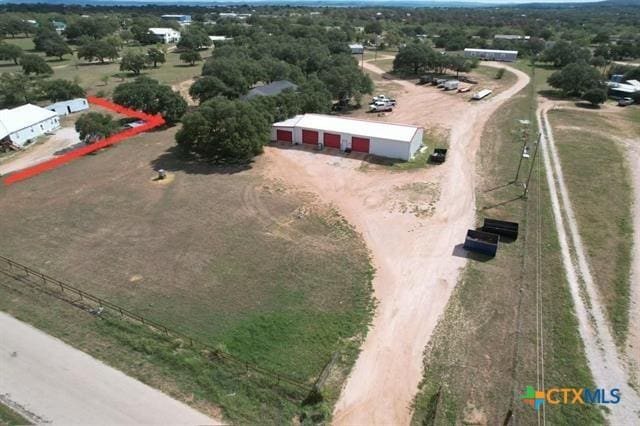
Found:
243,80 -> 298,100
0,104 -> 60,149
149,28 -> 181,44
161,14 -> 192,24
464,48 -> 518,62
272,114 -> 424,161
46,98 -> 89,116
349,43 -> 364,54
607,80 -> 640,100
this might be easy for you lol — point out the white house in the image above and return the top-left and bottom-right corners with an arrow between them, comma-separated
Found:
464,48 -> 518,62
272,114 -> 423,161
149,28 -> 181,44
46,98 -> 89,116
0,104 -> 60,149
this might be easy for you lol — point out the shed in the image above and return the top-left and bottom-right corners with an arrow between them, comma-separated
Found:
46,98 -> 89,116
349,43 -> 364,55
243,80 -> 298,100
0,104 -> 60,149
272,114 -> 424,161
464,48 -> 518,62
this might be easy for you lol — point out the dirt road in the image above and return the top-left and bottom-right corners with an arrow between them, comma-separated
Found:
265,62 -> 529,425
538,101 -> 640,424
0,128 -> 83,177
173,78 -> 197,106
0,312 -> 220,425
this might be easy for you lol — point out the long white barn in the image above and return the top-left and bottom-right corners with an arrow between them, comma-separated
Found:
0,104 -> 60,149
272,114 -> 423,161
464,48 -> 518,62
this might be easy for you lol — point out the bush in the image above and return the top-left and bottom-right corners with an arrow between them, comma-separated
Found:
75,112 -> 119,143
495,68 -> 505,79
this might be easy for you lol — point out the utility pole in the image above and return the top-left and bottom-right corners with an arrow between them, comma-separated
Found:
523,133 -> 541,199
513,127 -> 529,183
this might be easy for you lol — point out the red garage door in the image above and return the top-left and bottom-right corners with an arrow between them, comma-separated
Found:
323,132 -> 340,149
352,137 -> 370,153
276,129 -> 292,142
302,129 -> 319,145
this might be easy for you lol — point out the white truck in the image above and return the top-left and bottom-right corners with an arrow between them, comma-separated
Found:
369,101 -> 393,112
443,80 -> 459,91
371,95 -> 397,106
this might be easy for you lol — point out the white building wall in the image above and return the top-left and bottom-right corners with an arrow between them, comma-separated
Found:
370,137 -> 411,160
47,99 -> 89,116
272,123 -> 424,161
9,116 -> 60,148
409,128 -> 424,158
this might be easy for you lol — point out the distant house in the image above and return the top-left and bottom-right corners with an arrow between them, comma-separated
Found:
494,34 -> 530,41
349,43 -> 364,55
464,48 -> 518,62
52,21 -> 66,35
243,80 -> 298,100
0,104 -> 60,149
148,28 -> 181,44
161,14 -> 191,24
46,98 -> 89,117
218,13 -> 252,20
209,35 -> 230,41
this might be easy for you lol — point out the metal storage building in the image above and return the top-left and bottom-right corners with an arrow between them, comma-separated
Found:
464,48 -> 518,62
46,98 -> 89,116
272,114 -> 424,161
0,104 -> 60,149
349,43 -> 364,54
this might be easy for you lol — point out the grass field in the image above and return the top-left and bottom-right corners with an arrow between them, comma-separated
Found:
410,64 -> 603,425
1,39 -> 206,97
0,125 -> 374,423
549,107 -> 636,344
0,402 -> 31,426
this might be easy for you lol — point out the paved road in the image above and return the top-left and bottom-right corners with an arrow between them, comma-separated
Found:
0,312 -> 220,425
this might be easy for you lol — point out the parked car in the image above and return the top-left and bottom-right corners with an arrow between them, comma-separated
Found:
618,97 -> 634,107
369,101 -> 393,112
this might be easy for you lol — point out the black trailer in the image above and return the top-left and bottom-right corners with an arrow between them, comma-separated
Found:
463,229 -> 499,257
430,148 -> 448,164
482,218 -> 519,240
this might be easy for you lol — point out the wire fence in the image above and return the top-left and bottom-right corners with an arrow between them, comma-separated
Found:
0,254 -> 312,394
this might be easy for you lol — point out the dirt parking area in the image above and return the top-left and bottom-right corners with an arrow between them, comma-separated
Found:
0,110 -> 97,177
265,61 -> 529,424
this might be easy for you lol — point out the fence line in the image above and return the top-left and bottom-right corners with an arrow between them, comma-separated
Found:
0,254 -> 311,393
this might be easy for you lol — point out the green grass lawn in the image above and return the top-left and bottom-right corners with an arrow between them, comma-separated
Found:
0,40 -> 207,97
411,64 -> 603,425
549,108 -> 635,344
0,126 -> 374,423
0,402 -> 31,426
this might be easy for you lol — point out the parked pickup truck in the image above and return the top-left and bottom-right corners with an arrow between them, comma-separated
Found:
371,95 -> 397,106
618,97 -> 634,106
369,101 -> 393,112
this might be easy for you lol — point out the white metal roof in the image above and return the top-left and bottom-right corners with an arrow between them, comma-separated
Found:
274,114 -> 420,143
149,28 -> 179,35
464,48 -> 519,55
0,104 -> 58,140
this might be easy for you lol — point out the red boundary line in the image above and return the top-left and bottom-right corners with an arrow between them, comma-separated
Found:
3,97 -> 165,185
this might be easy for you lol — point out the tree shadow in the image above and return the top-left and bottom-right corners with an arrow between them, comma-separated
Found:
574,101 -> 601,110
538,89 -> 566,100
149,145 -> 253,175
